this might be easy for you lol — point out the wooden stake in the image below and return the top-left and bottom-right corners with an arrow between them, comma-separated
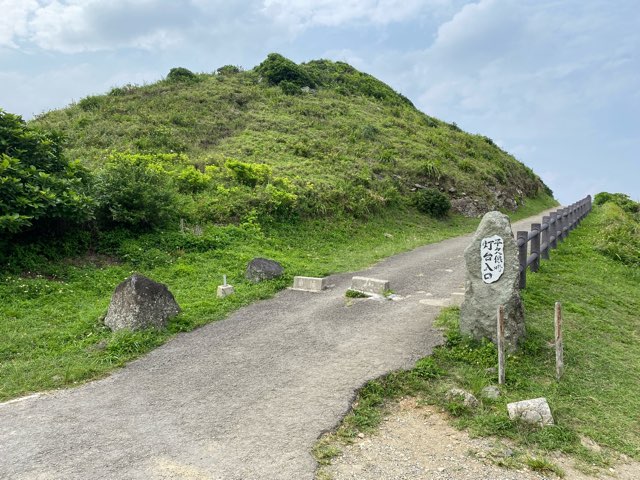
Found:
555,302 -> 564,380
497,305 -> 506,385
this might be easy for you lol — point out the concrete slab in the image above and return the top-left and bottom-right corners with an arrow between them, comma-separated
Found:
292,276 -> 327,292
350,276 -> 390,295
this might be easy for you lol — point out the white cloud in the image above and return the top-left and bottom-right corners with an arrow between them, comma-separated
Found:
0,0 -> 218,53
0,0 -> 38,48
262,0 -> 448,29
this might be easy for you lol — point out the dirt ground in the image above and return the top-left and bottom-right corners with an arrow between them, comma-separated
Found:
321,398 -> 639,480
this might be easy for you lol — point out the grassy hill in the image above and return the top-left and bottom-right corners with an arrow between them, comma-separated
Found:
32,54 -> 551,223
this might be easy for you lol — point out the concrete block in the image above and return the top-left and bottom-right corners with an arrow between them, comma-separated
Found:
292,276 -> 327,292
217,285 -> 235,298
350,276 -> 390,295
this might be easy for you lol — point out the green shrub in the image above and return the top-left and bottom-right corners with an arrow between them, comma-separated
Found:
458,159 -> 476,173
255,53 -> 315,88
280,80 -> 301,95
421,160 -> 442,179
78,95 -> 104,111
414,188 -> 451,218
94,153 -> 180,230
216,65 -> 242,75
593,202 -> 640,266
594,191 -> 639,213
175,167 -> 211,194
0,109 -> 94,234
226,159 -> 271,187
167,67 -> 197,83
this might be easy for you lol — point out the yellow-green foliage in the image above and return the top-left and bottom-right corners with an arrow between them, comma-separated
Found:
593,201 -> 640,266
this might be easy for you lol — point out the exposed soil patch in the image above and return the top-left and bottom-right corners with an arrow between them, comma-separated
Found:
320,398 -> 639,480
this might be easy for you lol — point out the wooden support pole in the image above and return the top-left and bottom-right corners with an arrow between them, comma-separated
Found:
555,302 -> 564,380
497,305 -> 505,385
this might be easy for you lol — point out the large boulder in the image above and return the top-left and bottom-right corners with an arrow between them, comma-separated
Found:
104,274 -> 180,331
460,211 -> 525,351
245,258 -> 284,283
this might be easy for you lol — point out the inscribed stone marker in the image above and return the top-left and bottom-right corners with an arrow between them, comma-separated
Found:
460,211 -> 525,352
480,234 -> 505,284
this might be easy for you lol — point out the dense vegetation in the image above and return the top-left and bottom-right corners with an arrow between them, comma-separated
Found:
316,198 -> 640,475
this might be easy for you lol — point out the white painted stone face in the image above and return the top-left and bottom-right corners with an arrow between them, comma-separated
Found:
480,235 -> 505,284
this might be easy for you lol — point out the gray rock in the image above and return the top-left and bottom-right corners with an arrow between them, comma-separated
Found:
481,385 -> 501,400
460,211 -> 525,351
507,397 -> 554,427
104,274 -> 180,331
446,388 -> 479,408
245,258 -> 284,283
450,197 -> 485,217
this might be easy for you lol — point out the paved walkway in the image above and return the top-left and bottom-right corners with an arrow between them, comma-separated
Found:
0,212 -> 552,480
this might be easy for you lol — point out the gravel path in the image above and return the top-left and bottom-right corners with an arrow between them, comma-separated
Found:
0,211 -> 554,480
324,398 -> 640,480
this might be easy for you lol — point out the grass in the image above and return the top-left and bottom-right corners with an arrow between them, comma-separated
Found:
314,205 -> 640,473
525,456 -> 565,477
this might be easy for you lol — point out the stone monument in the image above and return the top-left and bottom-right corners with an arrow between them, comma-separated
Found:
460,211 -> 525,351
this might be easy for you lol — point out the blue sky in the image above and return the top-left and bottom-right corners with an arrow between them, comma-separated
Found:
1,0 -> 638,204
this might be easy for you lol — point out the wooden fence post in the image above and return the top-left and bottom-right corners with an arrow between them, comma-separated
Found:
550,212 -> 558,249
555,302 -> 564,380
568,205 -> 573,231
531,223 -> 541,272
541,216 -> 550,260
517,231 -> 528,289
558,209 -> 565,242
497,305 -> 505,385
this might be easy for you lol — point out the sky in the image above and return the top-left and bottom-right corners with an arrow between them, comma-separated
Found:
1,0 -> 638,204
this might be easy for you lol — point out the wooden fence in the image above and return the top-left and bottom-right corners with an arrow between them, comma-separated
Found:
516,195 -> 592,289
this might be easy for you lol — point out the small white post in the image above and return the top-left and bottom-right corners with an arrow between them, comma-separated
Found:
555,302 -> 564,380
497,305 -> 506,385
223,274 -> 227,286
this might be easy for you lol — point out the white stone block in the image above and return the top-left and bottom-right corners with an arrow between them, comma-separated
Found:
217,285 -> 235,298
350,276 -> 390,295
292,276 -> 327,292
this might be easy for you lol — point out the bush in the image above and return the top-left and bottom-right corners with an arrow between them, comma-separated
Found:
594,202 -> 640,266
94,153 -> 179,230
167,67 -> 197,83
226,159 -> 271,187
0,109 -> 94,234
280,80 -> 301,95
594,192 -> 639,214
415,188 -> 451,218
216,65 -> 242,75
255,53 -> 315,88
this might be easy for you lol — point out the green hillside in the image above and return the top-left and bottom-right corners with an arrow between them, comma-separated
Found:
32,54 -> 551,224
